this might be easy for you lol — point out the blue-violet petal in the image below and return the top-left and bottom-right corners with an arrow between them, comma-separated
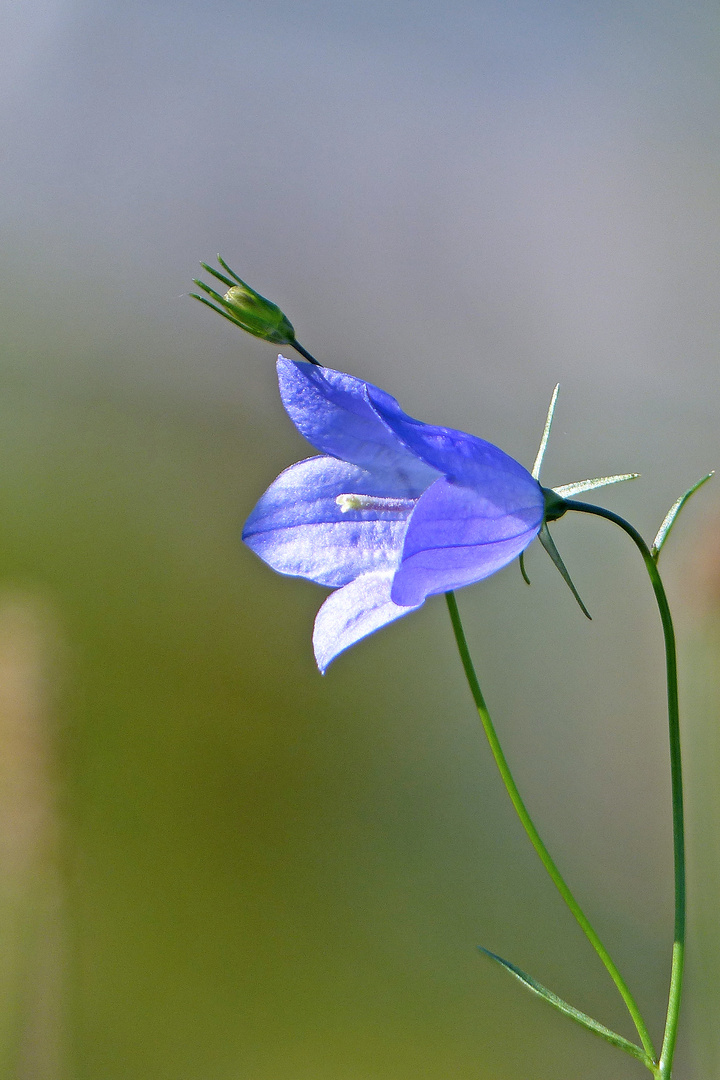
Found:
390,477 -> 544,606
313,569 -> 422,673
242,456 -> 413,587
277,357 -> 438,492
368,389 -> 537,493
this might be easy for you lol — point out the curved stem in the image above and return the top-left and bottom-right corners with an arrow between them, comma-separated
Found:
564,499 -> 684,1079
445,590 -> 657,1066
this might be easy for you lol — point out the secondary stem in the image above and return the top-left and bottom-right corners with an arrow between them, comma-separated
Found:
290,339 -> 322,366
444,590 -> 657,1065
564,499 -> 685,1080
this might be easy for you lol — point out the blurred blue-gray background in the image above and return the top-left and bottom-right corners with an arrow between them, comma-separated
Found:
1,2 -> 719,1077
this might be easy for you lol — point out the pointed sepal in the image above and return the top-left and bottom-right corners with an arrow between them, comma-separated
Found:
477,947 -> 651,1066
532,384 -> 560,480
553,473 -> 639,499
651,472 -> 714,562
519,551 -> 531,585
539,523 -> 592,619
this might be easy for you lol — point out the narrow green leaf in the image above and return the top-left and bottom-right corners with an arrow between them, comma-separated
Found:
538,523 -> 592,619
532,384 -> 560,480
477,947 -> 651,1066
651,472 -> 714,562
553,473 -> 639,499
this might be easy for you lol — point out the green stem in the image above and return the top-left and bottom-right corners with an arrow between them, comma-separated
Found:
564,499 -> 685,1080
290,339 -> 322,366
445,590 -> 658,1067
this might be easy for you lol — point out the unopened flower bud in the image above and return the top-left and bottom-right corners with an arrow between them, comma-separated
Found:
192,257 -> 296,344
221,282 -> 296,344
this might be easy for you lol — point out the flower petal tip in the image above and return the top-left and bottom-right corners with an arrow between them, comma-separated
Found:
312,571 -> 420,672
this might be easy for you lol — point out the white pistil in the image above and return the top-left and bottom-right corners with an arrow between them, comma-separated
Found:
336,493 -> 415,514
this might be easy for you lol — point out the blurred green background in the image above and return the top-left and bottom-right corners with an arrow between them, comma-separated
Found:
1,2 -> 719,1077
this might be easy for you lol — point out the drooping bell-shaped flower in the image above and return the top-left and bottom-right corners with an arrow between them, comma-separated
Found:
243,358 -> 545,671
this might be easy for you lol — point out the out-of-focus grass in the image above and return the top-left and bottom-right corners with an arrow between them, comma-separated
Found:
0,594 -> 64,1078
682,516 -> 720,1080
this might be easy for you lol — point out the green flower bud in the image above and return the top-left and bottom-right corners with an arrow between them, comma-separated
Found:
191,257 -> 296,344
221,282 -> 296,344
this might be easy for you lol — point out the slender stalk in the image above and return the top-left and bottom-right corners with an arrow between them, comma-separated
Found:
291,339 -> 322,366
564,499 -> 684,1080
445,590 -> 657,1066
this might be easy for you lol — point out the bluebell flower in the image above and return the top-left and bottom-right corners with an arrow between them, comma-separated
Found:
243,358 -> 545,672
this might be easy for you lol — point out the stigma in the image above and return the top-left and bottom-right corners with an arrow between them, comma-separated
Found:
336,493 -> 415,514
